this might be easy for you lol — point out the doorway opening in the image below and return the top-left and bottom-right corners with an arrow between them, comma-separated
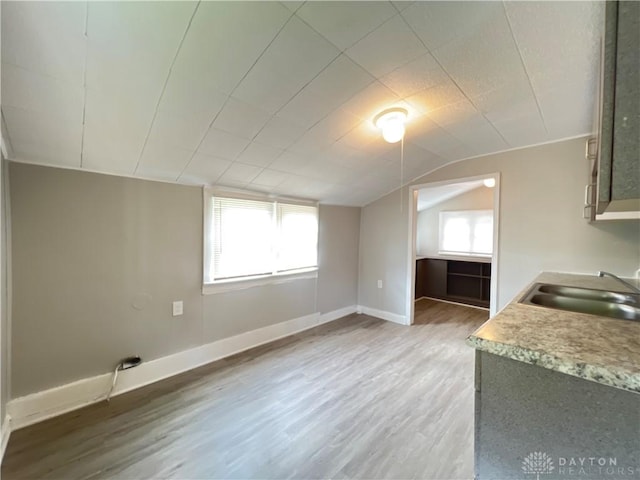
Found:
405,173 -> 501,325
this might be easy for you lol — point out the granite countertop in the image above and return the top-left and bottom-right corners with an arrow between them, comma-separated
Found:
467,272 -> 640,394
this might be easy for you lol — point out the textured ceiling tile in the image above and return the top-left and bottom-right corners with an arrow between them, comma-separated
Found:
218,162 -> 263,184
82,86 -> 157,174
472,83 -> 536,124
536,89 -> 595,139
277,89 -> 339,130
146,112 -> 211,151
442,114 -> 509,154
233,16 -> 340,114
427,99 -> 478,128
158,72 -> 228,126
409,125 -> 475,161
392,2 -> 415,12
504,1 -> 603,95
82,133 -> 141,176
253,115 -> 308,150
379,53 -> 449,98
267,151 -> 311,175
1,64 -> 84,121
305,55 -> 376,105
136,142 -> 194,181
286,129 -> 336,157
172,2 -> 290,95
250,168 -> 292,188
297,159 -> 354,184
1,1 -> 86,83
83,87 -> 152,152
473,90 -> 548,147
198,127 -> 251,161
431,7 -> 527,100
492,112 -> 548,148
296,1 -> 397,50
335,121 -> 380,150
235,142 -> 284,167
280,2 -> 304,14
2,1 -> 605,206
308,109 -> 362,144
87,2 -> 195,75
404,81 -> 466,114
179,153 -> 232,185
212,97 -> 272,139
402,1 -> 504,52
504,1 -> 603,139
84,49 -> 166,113
3,106 -> 82,168
346,15 -> 426,78
8,140 -> 80,170
341,82 -> 400,121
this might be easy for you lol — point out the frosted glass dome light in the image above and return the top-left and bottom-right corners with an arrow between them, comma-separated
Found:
483,178 -> 496,188
374,108 -> 408,144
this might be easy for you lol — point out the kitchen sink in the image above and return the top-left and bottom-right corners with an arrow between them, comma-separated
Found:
520,283 -> 640,321
537,284 -> 639,305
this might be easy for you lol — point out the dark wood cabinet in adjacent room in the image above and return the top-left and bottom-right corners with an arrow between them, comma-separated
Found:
415,257 -> 491,308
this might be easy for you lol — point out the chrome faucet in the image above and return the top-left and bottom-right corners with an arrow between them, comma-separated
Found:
597,271 -> 640,294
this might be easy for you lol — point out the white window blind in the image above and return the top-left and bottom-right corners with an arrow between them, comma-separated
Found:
205,194 -> 318,283
439,210 -> 493,256
277,203 -> 318,272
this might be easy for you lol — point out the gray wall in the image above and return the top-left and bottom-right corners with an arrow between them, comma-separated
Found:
317,205 -> 361,314
9,162 -> 360,397
359,137 -> 640,317
416,186 -> 493,257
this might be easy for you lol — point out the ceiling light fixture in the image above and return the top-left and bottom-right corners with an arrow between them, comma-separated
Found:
483,178 -> 496,188
374,107 -> 408,143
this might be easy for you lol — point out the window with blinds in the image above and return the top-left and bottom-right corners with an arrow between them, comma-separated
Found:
439,210 -> 493,256
205,194 -> 318,283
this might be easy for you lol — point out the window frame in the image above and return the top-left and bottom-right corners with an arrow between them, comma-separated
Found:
202,188 -> 319,295
438,209 -> 494,258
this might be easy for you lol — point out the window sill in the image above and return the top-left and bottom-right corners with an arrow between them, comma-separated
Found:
202,268 -> 318,295
436,252 -> 492,263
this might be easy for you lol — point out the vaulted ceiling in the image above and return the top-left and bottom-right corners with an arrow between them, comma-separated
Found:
1,1 -> 603,206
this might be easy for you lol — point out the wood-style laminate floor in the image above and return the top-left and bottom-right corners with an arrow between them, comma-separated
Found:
2,300 -> 488,480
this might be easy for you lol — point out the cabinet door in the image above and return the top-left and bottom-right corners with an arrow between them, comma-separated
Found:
424,259 -> 447,298
596,1 -> 617,213
611,1 -> 640,205
415,259 -> 426,298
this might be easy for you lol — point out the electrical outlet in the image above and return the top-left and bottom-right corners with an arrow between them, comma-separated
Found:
172,301 -> 183,316
377,280 -> 383,289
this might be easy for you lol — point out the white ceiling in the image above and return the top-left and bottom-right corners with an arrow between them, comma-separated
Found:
417,180 -> 485,211
1,1 -> 603,206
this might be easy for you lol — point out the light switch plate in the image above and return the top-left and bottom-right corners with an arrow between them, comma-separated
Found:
172,301 -> 183,316
377,280 -> 383,289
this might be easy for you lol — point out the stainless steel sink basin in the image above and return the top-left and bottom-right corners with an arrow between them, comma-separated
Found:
520,283 -> 640,321
537,284 -> 639,305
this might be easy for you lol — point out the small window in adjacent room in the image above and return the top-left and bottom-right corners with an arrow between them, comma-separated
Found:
439,210 -> 493,257
203,192 -> 318,288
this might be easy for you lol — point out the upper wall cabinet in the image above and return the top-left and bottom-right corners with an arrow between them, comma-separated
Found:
587,1 -> 640,220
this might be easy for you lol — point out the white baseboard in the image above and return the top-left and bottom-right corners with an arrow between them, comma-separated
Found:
8,306 -> 356,431
423,296 -> 489,311
1,414 -> 10,462
357,305 -> 408,325
319,305 -> 357,323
